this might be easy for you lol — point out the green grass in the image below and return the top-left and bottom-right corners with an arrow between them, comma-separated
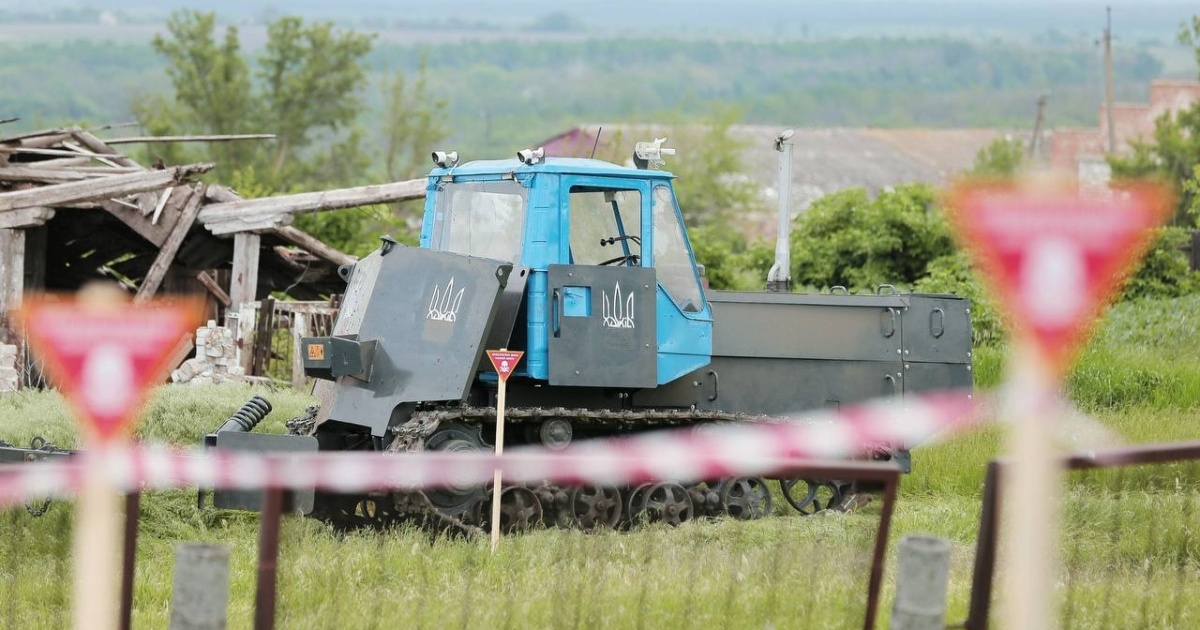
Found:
3,295 -> 1200,628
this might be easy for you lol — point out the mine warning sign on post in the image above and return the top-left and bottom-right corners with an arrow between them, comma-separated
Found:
487,349 -> 524,382
18,294 -> 201,443
948,183 -> 1170,374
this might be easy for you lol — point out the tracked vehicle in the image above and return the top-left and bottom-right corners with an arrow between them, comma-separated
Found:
217,138 -> 972,531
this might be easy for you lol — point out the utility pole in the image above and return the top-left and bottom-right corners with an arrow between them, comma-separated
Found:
1029,94 -> 1048,158
1102,6 -> 1117,154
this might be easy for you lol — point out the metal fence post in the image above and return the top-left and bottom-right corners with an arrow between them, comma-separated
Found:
255,487 -> 283,630
888,535 -> 951,630
169,543 -> 231,630
119,492 -> 140,630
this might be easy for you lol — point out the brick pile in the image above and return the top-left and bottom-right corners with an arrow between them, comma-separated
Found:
171,321 -> 245,385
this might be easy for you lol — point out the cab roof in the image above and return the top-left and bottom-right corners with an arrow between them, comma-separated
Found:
429,157 -> 676,180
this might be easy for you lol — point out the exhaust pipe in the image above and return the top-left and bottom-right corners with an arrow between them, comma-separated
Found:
767,129 -> 794,292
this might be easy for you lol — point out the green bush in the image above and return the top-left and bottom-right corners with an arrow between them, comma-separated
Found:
1121,226 -> 1200,300
791,184 -> 956,290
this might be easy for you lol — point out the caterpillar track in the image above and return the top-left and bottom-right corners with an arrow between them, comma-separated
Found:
290,405 -> 870,535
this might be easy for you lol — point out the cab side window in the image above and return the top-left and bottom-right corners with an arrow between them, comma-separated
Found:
653,185 -> 704,313
568,187 -> 641,266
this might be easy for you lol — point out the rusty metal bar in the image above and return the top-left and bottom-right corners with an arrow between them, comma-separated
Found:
254,487 -> 283,630
960,442 -> 1200,630
863,470 -> 900,630
964,461 -> 1002,630
119,492 -> 140,630
1064,440 -> 1200,470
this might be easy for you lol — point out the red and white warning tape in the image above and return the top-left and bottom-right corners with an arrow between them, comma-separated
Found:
0,390 -> 980,507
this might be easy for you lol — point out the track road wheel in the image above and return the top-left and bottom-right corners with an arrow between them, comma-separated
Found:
624,484 -> 653,526
569,485 -> 623,531
642,483 -> 694,526
780,478 -> 842,516
720,477 -> 772,520
493,486 -> 543,534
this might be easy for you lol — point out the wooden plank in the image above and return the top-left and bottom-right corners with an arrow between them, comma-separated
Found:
234,303 -> 258,373
0,166 -> 105,184
19,156 -> 91,169
71,131 -> 141,168
3,146 -> 123,159
97,199 -> 174,247
0,228 -> 25,316
103,134 -> 276,145
229,232 -> 261,309
252,297 -> 275,376
0,163 -> 212,212
135,184 -> 207,303
197,178 -> 425,223
196,271 -> 232,307
291,311 -> 309,389
151,186 -> 175,225
271,225 -> 355,267
0,206 -> 54,229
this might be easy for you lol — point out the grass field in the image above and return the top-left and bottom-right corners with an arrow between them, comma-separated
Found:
3,295 -> 1200,628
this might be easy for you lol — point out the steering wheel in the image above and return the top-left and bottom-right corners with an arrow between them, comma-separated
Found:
600,254 -> 640,266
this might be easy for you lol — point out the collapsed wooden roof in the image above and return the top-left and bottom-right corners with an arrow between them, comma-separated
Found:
0,124 -> 425,309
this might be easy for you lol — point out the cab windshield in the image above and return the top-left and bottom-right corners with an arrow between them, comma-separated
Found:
430,180 -> 528,262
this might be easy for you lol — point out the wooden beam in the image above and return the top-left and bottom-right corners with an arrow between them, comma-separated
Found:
196,271 -> 232,307
135,184 -> 206,303
229,232 -> 261,309
0,228 -> 25,316
197,178 -> 425,224
273,225 -> 356,267
205,185 -> 243,204
206,216 -> 294,236
103,134 -> 277,145
0,206 -> 54,229
0,163 -> 213,212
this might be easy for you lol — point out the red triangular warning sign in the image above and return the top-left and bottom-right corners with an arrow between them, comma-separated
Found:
17,292 -> 201,444
486,349 -> 524,383
948,182 -> 1170,374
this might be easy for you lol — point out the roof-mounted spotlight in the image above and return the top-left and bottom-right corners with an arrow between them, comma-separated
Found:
432,150 -> 459,169
517,147 -> 545,166
632,137 -> 675,169
774,128 -> 795,151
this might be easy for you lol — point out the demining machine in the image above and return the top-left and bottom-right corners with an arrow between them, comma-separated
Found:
202,133 -> 974,531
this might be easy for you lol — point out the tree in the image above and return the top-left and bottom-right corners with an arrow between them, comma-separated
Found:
381,55 -> 449,181
257,16 -> 374,180
968,136 -> 1026,178
137,10 -> 449,252
144,11 -> 255,170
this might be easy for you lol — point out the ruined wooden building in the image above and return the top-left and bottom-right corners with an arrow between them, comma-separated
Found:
0,125 -> 425,388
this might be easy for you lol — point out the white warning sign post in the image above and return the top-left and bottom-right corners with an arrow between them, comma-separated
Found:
486,349 -> 524,553
16,286 -> 200,630
948,182 -> 1169,630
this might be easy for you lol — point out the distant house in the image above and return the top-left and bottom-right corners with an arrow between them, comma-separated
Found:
540,124 -> 1012,239
1051,79 -> 1200,185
